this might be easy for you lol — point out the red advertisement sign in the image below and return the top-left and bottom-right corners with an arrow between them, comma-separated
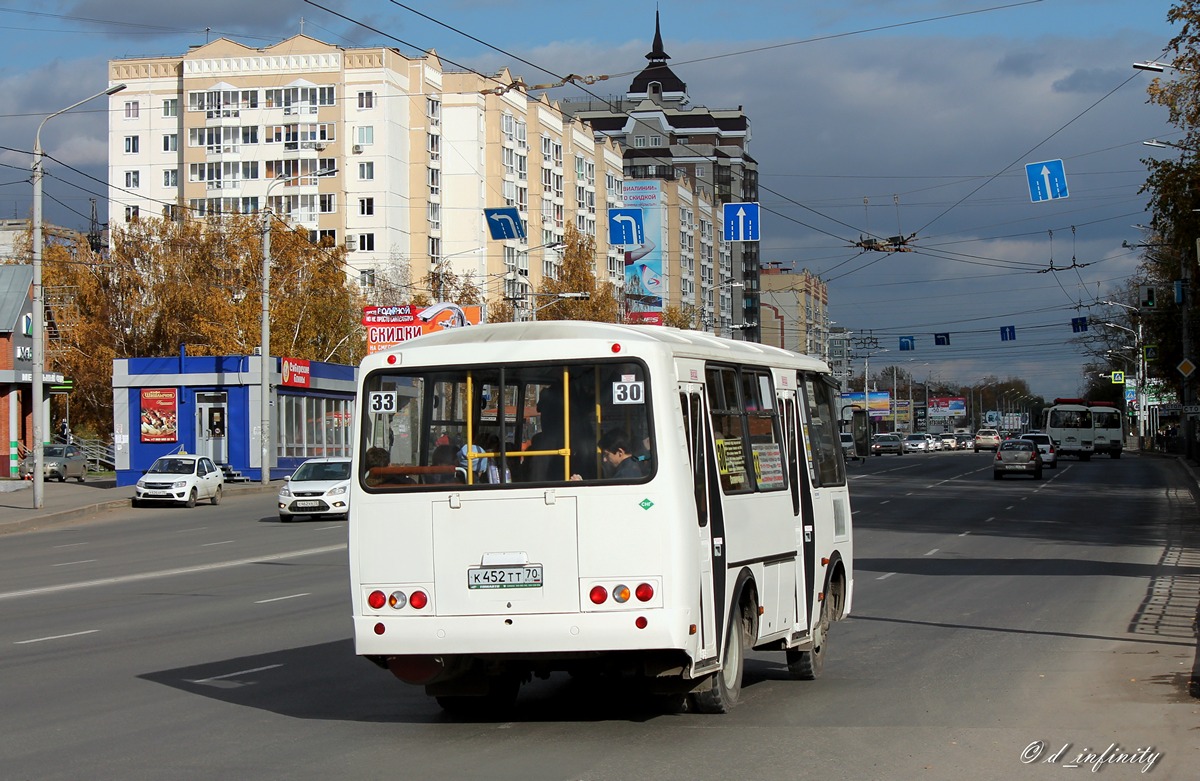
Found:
281,357 -> 311,388
140,388 -> 178,443
362,303 -> 484,354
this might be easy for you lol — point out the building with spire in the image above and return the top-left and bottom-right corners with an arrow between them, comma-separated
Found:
560,12 -> 760,338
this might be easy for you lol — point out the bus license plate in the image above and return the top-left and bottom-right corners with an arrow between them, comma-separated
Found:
467,565 -> 543,589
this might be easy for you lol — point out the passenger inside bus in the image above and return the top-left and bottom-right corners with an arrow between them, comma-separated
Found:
598,430 -> 645,480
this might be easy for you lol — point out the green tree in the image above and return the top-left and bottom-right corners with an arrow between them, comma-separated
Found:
492,225 -> 621,323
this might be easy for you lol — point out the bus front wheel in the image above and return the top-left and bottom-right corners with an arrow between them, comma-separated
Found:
692,604 -> 750,713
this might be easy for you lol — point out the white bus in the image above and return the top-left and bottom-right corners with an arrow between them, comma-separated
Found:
1089,401 -> 1123,459
348,322 -> 854,714
1043,398 -> 1093,461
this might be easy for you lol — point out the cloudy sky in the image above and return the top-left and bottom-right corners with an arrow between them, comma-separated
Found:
0,0 -> 1180,399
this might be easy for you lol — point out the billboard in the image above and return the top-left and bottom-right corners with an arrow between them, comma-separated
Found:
928,396 -> 967,419
840,391 -> 892,419
362,303 -> 484,354
139,388 -> 178,443
621,181 -> 666,325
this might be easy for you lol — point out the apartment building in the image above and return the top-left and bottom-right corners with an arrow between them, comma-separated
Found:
759,264 -> 829,356
107,35 -> 625,310
559,12 -> 757,338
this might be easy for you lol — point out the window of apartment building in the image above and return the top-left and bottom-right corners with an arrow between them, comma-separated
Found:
576,185 -> 586,210
428,167 -> 440,195
359,197 -> 374,216
427,133 -> 440,161
163,169 -> 178,187
553,173 -> 564,198
649,135 -> 663,147
633,136 -> 647,148
554,203 -> 564,229
124,101 -> 139,119
359,162 -> 374,180
428,236 -> 441,264
428,201 -> 441,230
541,167 -> 552,189
427,96 -> 441,126
242,126 -> 259,145
575,155 -> 585,178
124,136 -> 139,154
356,126 -> 374,146
502,113 -> 515,141
516,185 -> 528,212
162,99 -> 178,117
586,189 -> 596,214
503,147 -> 515,176
241,161 -> 259,180
125,205 -> 139,221
359,268 -> 376,287
503,180 -> 516,207
695,165 -> 707,180
516,151 -> 527,181
162,134 -> 178,152
320,193 -> 336,214
516,119 -> 527,148
125,171 -> 140,189
357,91 -> 375,109
319,86 -> 335,106
552,141 -> 563,167
359,233 -> 376,252
541,135 -> 552,162
585,161 -> 595,185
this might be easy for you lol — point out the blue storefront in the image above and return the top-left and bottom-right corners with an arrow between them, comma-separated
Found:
112,352 -> 356,487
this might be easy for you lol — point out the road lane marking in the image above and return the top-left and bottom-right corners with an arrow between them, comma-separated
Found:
187,664 -> 283,684
15,629 -> 99,645
876,572 -> 896,580
254,593 -> 311,604
201,540 -> 235,547
52,542 -> 89,549
924,548 -> 939,556
0,544 -> 346,602
985,517 -> 994,523
880,500 -> 890,505
52,559 -> 97,567
959,531 -> 971,537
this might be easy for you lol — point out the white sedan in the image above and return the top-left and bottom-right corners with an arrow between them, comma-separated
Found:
134,453 -> 224,508
278,457 -> 352,521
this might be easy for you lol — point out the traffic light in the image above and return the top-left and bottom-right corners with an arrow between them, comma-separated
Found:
1139,284 -> 1156,311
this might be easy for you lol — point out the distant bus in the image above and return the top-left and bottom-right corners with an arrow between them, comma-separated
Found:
348,321 -> 854,714
1043,398 -> 1093,461
1089,401 -> 1123,459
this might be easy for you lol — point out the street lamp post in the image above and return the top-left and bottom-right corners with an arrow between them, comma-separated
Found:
260,167 -> 336,485
30,82 -> 126,509
1102,315 -> 1145,450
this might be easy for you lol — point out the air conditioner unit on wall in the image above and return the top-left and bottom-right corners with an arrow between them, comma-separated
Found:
352,144 -> 363,154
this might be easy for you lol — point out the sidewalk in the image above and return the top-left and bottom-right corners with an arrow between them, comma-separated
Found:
0,477 -> 278,535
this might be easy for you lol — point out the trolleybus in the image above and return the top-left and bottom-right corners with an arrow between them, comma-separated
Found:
347,322 -> 854,714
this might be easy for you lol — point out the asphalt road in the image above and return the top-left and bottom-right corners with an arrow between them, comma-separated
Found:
0,451 -> 1196,780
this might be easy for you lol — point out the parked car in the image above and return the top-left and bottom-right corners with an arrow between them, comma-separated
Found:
871,434 -> 904,456
903,433 -> 928,452
278,457 -> 352,521
133,453 -> 224,507
19,443 -> 87,482
1020,433 -> 1058,468
974,429 -> 1001,452
993,439 -> 1043,479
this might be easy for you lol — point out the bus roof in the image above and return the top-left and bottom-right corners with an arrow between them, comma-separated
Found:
362,321 -> 831,373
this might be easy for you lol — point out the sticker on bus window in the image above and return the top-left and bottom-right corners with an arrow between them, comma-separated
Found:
612,380 -> 644,405
367,390 -> 398,414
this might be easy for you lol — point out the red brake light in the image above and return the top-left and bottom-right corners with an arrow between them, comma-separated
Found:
408,590 -> 428,610
367,590 -> 387,609
589,585 -> 608,604
635,583 -> 655,602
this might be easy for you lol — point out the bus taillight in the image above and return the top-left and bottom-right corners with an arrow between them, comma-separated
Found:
409,590 -> 429,610
612,585 -> 631,603
589,586 -> 608,604
388,591 -> 407,609
635,583 -> 655,602
368,590 -> 387,609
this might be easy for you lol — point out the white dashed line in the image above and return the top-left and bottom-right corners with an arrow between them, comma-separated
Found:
254,593 -> 311,604
15,629 -> 99,645
924,548 -> 939,556
876,572 -> 896,580
52,559 -> 97,567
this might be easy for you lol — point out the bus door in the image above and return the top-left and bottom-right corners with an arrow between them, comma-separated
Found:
797,373 -> 847,630
680,381 -> 719,664
778,389 -> 810,635
195,392 -> 228,464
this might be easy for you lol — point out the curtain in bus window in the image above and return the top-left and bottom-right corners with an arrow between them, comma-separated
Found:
741,369 -> 786,492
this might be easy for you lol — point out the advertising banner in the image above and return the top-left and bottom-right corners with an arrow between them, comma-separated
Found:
928,396 -> 967,418
140,388 -> 178,443
363,303 -> 484,354
840,391 -> 892,419
280,357 -> 311,388
621,181 -> 666,325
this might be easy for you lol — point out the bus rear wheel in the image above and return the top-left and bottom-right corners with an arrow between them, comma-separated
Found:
692,604 -> 750,713
788,595 -> 830,680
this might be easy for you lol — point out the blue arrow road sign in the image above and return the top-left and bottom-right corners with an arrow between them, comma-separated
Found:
1025,159 -> 1069,202
723,202 -> 761,242
484,207 -> 526,240
607,208 -> 644,245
